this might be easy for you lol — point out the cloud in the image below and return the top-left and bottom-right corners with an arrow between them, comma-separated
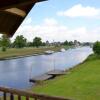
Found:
43,18 -> 58,26
11,18 -> 100,42
22,17 -> 32,25
12,18 -> 69,42
57,4 -> 100,18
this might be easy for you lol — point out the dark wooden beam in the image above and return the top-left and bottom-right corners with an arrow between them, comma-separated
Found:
0,11 -> 23,37
0,0 -> 47,10
5,8 -> 26,17
0,0 -> 47,37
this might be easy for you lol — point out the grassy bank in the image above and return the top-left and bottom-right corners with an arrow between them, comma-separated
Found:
0,46 -> 69,59
33,54 -> 100,100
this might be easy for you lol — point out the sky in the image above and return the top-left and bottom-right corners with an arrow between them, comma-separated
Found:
11,0 -> 100,42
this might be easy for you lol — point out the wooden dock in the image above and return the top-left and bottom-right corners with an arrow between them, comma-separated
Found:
47,70 -> 66,76
29,74 -> 53,83
29,70 -> 66,83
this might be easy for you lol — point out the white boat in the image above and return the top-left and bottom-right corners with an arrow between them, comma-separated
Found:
60,48 -> 66,52
45,50 -> 54,54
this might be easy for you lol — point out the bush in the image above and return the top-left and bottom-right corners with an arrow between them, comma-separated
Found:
1,47 -> 6,52
93,41 -> 100,55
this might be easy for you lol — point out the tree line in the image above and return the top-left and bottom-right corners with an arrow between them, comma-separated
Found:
0,34 -> 80,52
0,35 -> 45,51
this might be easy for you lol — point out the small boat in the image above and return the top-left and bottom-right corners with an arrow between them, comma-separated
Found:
60,48 -> 66,52
45,50 -> 54,55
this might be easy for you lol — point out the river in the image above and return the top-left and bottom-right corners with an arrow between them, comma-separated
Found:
0,46 -> 93,89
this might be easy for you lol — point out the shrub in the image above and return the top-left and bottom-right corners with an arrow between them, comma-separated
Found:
1,47 -> 6,52
93,41 -> 100,55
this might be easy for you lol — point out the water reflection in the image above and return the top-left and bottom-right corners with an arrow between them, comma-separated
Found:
0,46 -> 93,89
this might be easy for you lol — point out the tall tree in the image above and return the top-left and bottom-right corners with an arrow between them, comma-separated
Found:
63,40 -> 69,45
33,37 -> 42,48
13,35 -> 27,48
0,35 -> 11,51
69,41 -> 74,46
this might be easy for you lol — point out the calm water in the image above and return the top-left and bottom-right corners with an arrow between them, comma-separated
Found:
0,46 -> 93,89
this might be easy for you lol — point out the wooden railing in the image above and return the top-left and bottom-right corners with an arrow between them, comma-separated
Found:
0,86 -> 71,100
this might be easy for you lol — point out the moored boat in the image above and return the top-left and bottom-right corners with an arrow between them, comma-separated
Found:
60,48 -> 66,52
45,50 -> 54,54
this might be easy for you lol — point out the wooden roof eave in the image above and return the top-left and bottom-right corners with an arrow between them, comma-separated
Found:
0,0 -> 47,10
0,0 -> 47,37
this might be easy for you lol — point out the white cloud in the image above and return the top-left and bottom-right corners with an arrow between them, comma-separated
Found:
22,17 -> 32,25
44,18 -> 58,26
57,4 -> 100,18
11,18 -> 100,42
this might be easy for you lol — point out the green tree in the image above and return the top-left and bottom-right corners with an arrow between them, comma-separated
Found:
63,40 -> 69,45
13,35 -> 27,48
93,41 -> 100,55
42,42 -> 46,46
69,41 -> 74,46
27,42 -> 33,47
33,37 -> 42,47
0,35 -> 11,51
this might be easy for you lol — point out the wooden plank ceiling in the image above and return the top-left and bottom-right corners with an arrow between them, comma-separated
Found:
0,0 -> 46,37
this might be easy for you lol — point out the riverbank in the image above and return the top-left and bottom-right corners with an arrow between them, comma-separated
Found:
0,46 -> 70,60
33,54 -> 100,100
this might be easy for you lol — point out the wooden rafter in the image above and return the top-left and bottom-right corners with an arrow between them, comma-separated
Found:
0,0 -> 47,10
0,0 -> 47,37
5,8 -> 26,17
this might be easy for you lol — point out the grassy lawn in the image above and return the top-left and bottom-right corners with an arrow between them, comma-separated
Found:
0,46 -> 69,59
33,54 -> 100,100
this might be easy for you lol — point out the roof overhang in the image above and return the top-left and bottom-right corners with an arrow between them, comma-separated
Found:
0,0 -> 47,37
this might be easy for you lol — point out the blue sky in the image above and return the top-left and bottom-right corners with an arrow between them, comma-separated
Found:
12,0 -> 100,42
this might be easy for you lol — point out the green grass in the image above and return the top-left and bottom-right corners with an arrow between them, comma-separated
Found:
0,46 -> 69,59
33,54 -> 100,100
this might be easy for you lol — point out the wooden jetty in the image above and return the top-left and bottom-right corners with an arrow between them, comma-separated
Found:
29,74 -> 53,83
47,70 -> 66,76
29,70 -> 66,83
